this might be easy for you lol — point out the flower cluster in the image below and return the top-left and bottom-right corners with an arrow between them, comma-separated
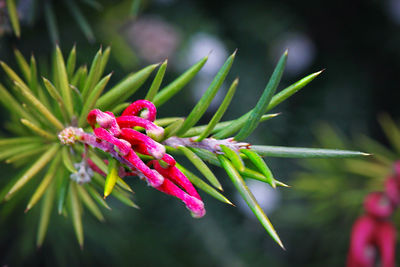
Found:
59,100 -> 205,218
347,162 -> 400,267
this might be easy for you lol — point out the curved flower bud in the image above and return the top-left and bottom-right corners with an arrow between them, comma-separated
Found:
87,109 -> 121,136
151,160 -> 200,200
120,128 -> 165,159
117,115 -> 164,141
347,215 -> 376,267
364,192 -> 394,219
160,154 -> 176,167
121,100 -> 157,122
123,150 -> 164,187
375,221 -> 396,267
93,128 -> 131,156
156,178 -> 205,218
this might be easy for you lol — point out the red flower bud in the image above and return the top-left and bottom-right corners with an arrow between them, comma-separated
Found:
121,100 -> 157,122
364,192 -> 394,219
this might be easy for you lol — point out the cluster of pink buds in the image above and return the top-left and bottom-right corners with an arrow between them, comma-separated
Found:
59,100 -> 205,218
347,162 -> 400,267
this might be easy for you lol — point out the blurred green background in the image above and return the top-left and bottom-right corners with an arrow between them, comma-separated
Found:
1,0 -> 400,266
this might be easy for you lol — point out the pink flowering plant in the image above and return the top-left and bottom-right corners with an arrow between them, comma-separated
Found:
0,45 -> 367,249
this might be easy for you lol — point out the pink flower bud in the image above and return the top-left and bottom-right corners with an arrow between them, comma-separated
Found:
364,192 -> 394,219
93,128 -> 131,156
123,150 -> 164,187
120,128 -> 165,159
374,221 -> 396,267
156,177 -> 205,218
117,115 -> 164,141
347,216 -> 376,267
151,160 -> 200,200
87,109 -> 121,136
121,100 -> 157,122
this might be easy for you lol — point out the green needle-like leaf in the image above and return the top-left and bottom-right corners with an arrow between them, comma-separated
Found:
55,45 -> 74,118
213,113 -> 279,139
240,149 -> 275,188
267,70 -> 323,111
218,155 -> 284,249
71,65 -> 87,87
251,145 -> 370,158
93,173 -> 138,209
88,151 -> 107,173
26,154 -> 61,212
56,169 -> 70,214
186,147 -> 288,185
42,77 -> 67,117
42,77 -> 65,104
178,146 -> 222,190
241,167 -> 271,183
99,46 -> 111,77
78,73 -> 112,127
155,117 -> 183,127
29,56 -> 38,94
14,81 -> 64,130
96,63 -> 158,110
153,55 -> 208,107
66,45 -> 77,79
81,48 -> 103,99
145,59 -> 167,101
6,0 -> 20,38
220,144 -> 245,172
6,145 -> 49,165
176,163 -> 233,205
36,180 -> 56,248
64,0 -> 95,42
116,178 -> 134,193
176,51 -> 236,136
196,78 -> 238,141
214,69 -> 320,139
77,185 -> 104,222
104,158 -> 118,198
20,119 -> 56,140
69,182 -> 84,249
14,49 -> 30,81
0,84 -> 39,124
0,143 -> 41,162
112,188 -> 139,208
85,184 -> 111,210
1,60 -> 28,88
0,137 -> 41,146
61,146 -> 77,173
163,118 -> 185,140
185,114 -> 278,138
235,50 -> 287,141
5,144 -> 59,200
